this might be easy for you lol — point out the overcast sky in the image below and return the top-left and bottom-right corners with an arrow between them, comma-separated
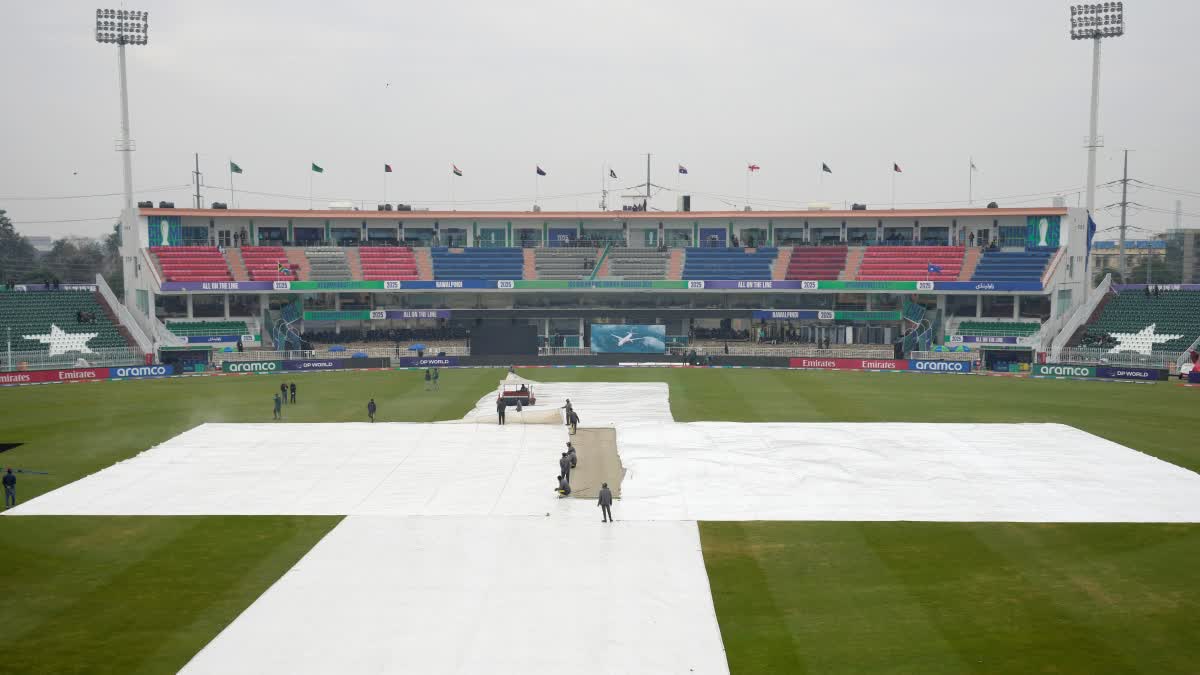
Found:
2,0 -> 1197,240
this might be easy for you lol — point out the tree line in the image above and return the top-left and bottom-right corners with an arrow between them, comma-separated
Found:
0,208 -> 123,294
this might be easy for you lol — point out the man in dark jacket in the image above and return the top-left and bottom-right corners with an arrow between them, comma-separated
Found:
556,475 -> 571,497
559,452 -> 571,483
289,382 -> 297,404
566,442 -> 577,469
367,398 -> 377,422
567,409 -> 579,436
598,482 -> 614,522
3,468 -> 15,508
273,393 -> 282,420
496,398 -> 506,425
280,382 -> 288,405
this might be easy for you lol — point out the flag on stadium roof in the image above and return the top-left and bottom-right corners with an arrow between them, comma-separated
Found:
609,168 -> 617,179
893,162 -> 902,173
384,164 -> 393,173
452,164 -> 463,176
678,164 -> 688,174
536,166 -> 547,176
747,164 -> 760,172
311,163 -> 324,173
822,163 -> 832,174
970,158 -> 978,171
229,161 -> 243,174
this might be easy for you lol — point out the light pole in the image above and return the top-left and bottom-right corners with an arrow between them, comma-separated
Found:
94,9 -> 149,240
1070,3 -> 1125,220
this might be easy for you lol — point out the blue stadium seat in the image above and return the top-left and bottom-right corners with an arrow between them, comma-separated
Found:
971,247 -> 1056,283
682,248 -> 779,280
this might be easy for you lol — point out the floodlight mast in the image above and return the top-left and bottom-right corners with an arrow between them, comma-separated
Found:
1070,3 -> 1125,241
94,9 -> 149,240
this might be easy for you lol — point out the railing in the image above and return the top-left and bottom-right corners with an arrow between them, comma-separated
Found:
94,273 -> 152,355
1055,347 -> 1176,369
1049,273 -> 1112,360
213,343 -> 470,365
2,347 -> 145,373
910,350 -> 974,362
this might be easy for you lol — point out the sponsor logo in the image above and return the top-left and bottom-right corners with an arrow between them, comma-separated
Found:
911,360 -> 966,372
112,365 -> 169,378
384,280 -> 403,290
861,360 -> 898,369
974,283 -> 996,291
817,310 -> 835,321
0,373 -> 32,384
496,280 -> 515,289
435,281 -> 463,288
799,359 -> 836,368
273,281 -> 291,290
801,280 -> 819,290
369,310 -> 387,320
58,369 -> 103,380
687,280 -> 706,289
225,361 -> 280,373
1037,365 -> 1094,377
916,281 -> 935,291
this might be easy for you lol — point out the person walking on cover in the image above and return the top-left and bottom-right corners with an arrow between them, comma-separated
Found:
496,397 -> 507,425
567,408 -> 580,435
289,382 -> 297,404
559,452 -> 571,483
566,442 -> 577,469
273,392 -> 282,420
561,399 -> 573,427
432,367 -> 440,391
368,398 -> 377,423
3,468 -> 16,509
598,482 -> 614,522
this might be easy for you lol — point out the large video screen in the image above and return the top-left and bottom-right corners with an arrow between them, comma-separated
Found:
589,324 -> 667,354
470,324 -> 539,356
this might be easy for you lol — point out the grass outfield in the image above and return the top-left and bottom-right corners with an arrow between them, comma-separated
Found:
0,367 -> 1197,673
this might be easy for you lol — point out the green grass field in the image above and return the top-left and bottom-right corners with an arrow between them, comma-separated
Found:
0,368 -> 1197,673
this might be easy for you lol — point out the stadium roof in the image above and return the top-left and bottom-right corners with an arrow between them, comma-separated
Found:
139,206 -> 1069,220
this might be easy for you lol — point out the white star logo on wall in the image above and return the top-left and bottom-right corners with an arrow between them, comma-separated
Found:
22,324 -> 99,356
1108,323 -> 1183,356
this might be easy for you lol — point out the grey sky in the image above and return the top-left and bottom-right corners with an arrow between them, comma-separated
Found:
2,0 -> 1197,239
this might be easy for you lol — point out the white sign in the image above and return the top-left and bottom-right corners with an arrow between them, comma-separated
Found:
497,280 -> 515,289
817,310 -> 835,321
384,280 -> 403,290
369,310 -> 387,320
273,281 -> 291,291
687,280 -> 706,289
916,281 -> 935,291
801,280 -> 819,290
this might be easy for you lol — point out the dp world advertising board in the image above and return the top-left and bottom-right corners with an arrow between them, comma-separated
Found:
589,324 -> 667,354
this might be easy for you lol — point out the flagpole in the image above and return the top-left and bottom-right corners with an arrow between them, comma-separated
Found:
309,172 -> 313,211
229,157 -> 235,209
891,170 -> 895,210
745,167 -> 750,210
968,157 -> 973,206
384,168 -> 388,205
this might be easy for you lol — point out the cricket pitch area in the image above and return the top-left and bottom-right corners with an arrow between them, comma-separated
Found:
8,375 -> 1200,674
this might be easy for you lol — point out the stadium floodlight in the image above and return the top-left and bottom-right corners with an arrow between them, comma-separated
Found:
94,8 -> 149,243
1070,3 -> 1126,278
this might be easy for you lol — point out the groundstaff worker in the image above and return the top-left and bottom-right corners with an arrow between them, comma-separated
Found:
3,468 -> 15,508
496,398 -> 507,425
598,482 -> 613,522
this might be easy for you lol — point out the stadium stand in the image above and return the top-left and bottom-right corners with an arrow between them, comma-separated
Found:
166,320 -> 250,337
430,247 -> 524,280
304,247 -> 352,281
149,246 -> 232,282
1078,289 -> 1200,356
786,246 -> 848,280
955,321 -> 1040,336
0,290 -> 134,354
682,247 -> 778,280
856,245 -> 963,281
970,247 -> 1056,283
533,248 -> 601,280
607,248 -> 670,280
240,246 -> 298,281
358,247 -> 419,281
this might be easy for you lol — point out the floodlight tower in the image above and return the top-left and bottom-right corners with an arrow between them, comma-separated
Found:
94,8 -> 149,238
1070,3 -> 1124,222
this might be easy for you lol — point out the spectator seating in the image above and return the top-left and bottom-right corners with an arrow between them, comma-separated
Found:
304,247 -> 352,281
682,247 -> 778,280
166,320 -> 250,337
358,247 -> 419,281
1079,290 -> 1200,356
0,290 -> 133,355
240,246 -> 298,281
955,321 -> 1040,337
856,246 -> 963,281
430,247 -> 523,280
607,248 -> 669,280
150,246 -> 232,282
786,246 -> 848,280
971,248 -> 1056,283
534,248 -> 599,280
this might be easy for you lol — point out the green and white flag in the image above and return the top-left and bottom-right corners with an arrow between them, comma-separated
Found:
311,163 -> 324,173
230,161 -> 243,174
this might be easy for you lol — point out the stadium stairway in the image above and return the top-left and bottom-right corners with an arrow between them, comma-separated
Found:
771,248 -> 792,280
523,249 -> 537,280
415,248 -> 434,281
958,247 -> 982,281
1064,291 -> 1116,348
596,253 -> 612,279
667,249 -> 684,280
839,247 -> 865,280
344,248 -> 364,281
226,248 -> 250,281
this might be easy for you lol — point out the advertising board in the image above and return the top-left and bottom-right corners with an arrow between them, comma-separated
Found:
788,358 -> 909,370
396,357 -> 459,367
590,324 -> 667,354
908,359 -> 973,373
